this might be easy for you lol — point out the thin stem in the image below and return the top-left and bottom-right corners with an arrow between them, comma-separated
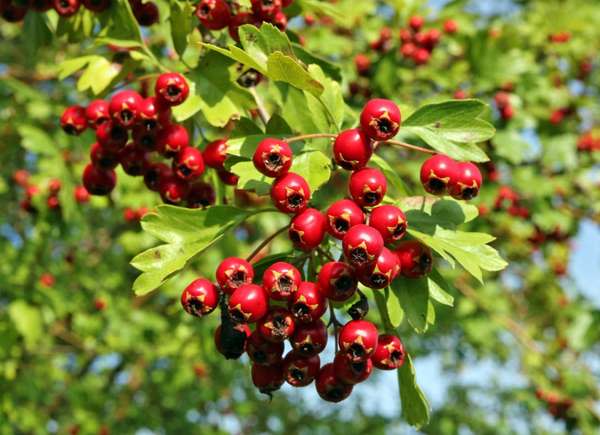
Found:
285,133 -> 337,143
249,87 -> 269,125
246,225 -> 288,262
378,139 -> 436,155
329,305 -> 341,353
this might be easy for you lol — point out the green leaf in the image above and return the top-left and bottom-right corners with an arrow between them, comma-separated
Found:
8,301 -> 43,351
170,2 -> 194,56
77,57 -> 120,95
17,125 -> 57,155
292,43 -> 342,82
386,288 -> 404,328
229,161 -> 272,195
398,353 -> 431,428
97,0 -> 143,46
371,154 -> 408,196
290,151 -> 332,193
131,206 -> 252,295
58,55 -> 97,80
400,196 -> 479,231
267,52 -> 324,96
493,129 -> 533,165
391,277 -> 429,333
428,269 -> 455,307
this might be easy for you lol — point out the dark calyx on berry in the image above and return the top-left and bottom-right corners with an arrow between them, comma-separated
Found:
334,217 -> 349,233
350,247 -> 369,265
348,343 -> 366,359
288,193 -> 304,207
426,177 -> 446,194
363,192 -> 381,205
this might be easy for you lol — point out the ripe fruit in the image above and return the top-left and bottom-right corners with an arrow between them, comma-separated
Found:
157,124 -> 190,157
342,224 -> 384,268
262,261 -> 301,301
74,186 -> 90,203
85,100 -> 110,128
252,363 -> 285,394
173,147 -> 205,181
325,199 -> 365,239
332,128 -> 373,170
316,363 -> 353,403
413,48 -> 430,65
317,261 -> 357,302
133,1 -> 159,26
251,0 -> 282,20
214,323 -> 251,359
60,105 -> 87,135
82,164 -> 116,196
357,247 -> 400,289
338,320 -> 379,362
228,284 -> 269,323
348,167 -> 387,207
354,54 -> 371,76
186,182 -> 216,208
53,0 -> 81,17
443,19 -> 458,34
154,72 -> 189,107
82,0 -> 111,13
420,154 -> 458,195
448,162 -> 482,200
290,319 -> 328,357
195,0 -> 231,30
217,168 -> 239,186
180,278 -> 219,317
409,15 -> 424,31
283,353 -> 320,387
371,334 -> 405,370
96,121 -> 128,151
119,143 -> 149,176
216,257 -> 254,295
253,138 -> 292,177
288,281 -> 327,324
109,90 -> 143,128
369,205 -> 407,243
360,99 -> 401,141
144,162 -> 171,192
270,172 -> 310,214
138,97 -> 171,130
333,352 -> 373,384
246,330 -> 284,365
289,208 -> 327,251
396,240 -> 433,278
257,307 -> 296,343
158,174 -> 188,204
203,139 -> 228,169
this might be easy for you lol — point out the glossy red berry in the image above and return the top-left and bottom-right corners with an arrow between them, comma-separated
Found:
369,205 -> 407,244
357,247 -> 400,289
138,97 -> 171,130
47,196 -> 60,210
354,53 -> 371,76
246,330 -> 284,365
448,162 -> 482,200
217,168 -> 239,186
229,284 -> 269,323
173,147 -> 205,181
61,105 -> 87,135
317,261 -> 357,302
325,199 -> 365,240
109,90 -> 143,128
333,352 -> 373,384
132,0 -> 159,26
74,186 -> 90,203
158,174 -> 188,204
214,323 -> 251,359
272,10 -> 287,31
342,224 -> 384,268
288,281 -> 327,324
227,11 -> 253,42
290,319 -> 328,357
253,138 -> 292,178
82,0 -> 110,12
420,154 -> 458,195
338,320 -> 379,362
270,172 -> 310,214
203,139 -> 228,169
251,0 -> 282,20
82,164 -> 116,196
155,72 -> 189,107
360,99 -> 401,141
333,128 -> 373,170
132,123 -> 158,151
443,19 -> 458,34
289,208 -> 327,251
96,121 -> 128,151
180,278 -> 219,317
195,0 -> 231,30
85,100 -> 110,129
53,0 -> 81,17
316,363 -> 353,403
186,181 -> 215,208
157,124 -> 189,157
348,167 -> 387,207
119,143 -> 149,176
216,257 -> 254,295
396,240 -> 433,278
409,15 -> 424,31
252,362 -> 285,394
143,162 -> 171,192
262,261 -> 301,301
413,48 -> 430,65
283,352 -> 320,387
258,307 -> 296,343
89,143 -> 117,170
371,334 -> 405,370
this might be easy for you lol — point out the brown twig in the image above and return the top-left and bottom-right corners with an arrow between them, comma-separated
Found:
246,225 -> 288,263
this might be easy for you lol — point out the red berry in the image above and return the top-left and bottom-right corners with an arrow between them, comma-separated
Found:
214,323 -> 251,359
109,90 -> 143,128
82,0 -> 110,12
333,128 -> 373,170
316,363 -> 353,403
96,121 -> 128,151
157,124 -> 189,157
270,172 -> 310,214
409,15 -> 424,31
48,179 -> 61,195
74,186 -> 90,203
423,29 -> 441,49
39,273 -> 55,288
252,362 -> 285,394
12,169 -> 29,188
443,19 -> 458,34
195,0 -> 231,30
288,208 -> 327,251
494,92 -> 511,108
124,208 -> 138,223
246,330 -> 284,365
317,261 -> 357,302
85,100 -> 110,129
357,247 -> 400,289
399,28 -> 412,43
53,0 -> 81,17
338,320 -> 379,362
61,105 -> 87,135
262,261 -> 301,301
325,199 -> 365,240
290,319 -> 328,357
82,164 -> 116,196
400,42 -> 417,57
396,240 -> 433,278
348,167 -> 387,207
283,352 -> 320,387
500,105 -> 514,120
47,196 -> 60,210
371,334 -> 405,370
369,205 -> 407,244
258,307 -> 296,343
119,143 -> 149,176
229,284 -> 269,323
217,168 -> 239,186
132,0 -> 159,26
288,281 -> 327,324
155,72 -> 189,107
186,181 -> 215,208
158,174 -> 189,204
413,48 -> 430,65
94,298 -> 107,311
354,53 -> 371,76
228,11 -> 254,42
203,139 -> 228,168
448,162 -> 482,200
342,224 -> 384,268
251,0 -> 282,20
173,147 -> 205,181
180,278 -> 219,317
419,154 -> 458,195
333,352 -> 373,384
138,96 -> 171,129
360,99 -> 401,141
253,138 -> 292,177
216,257 -> 254,295
143,162 -> 171,192
272,10 -> 287,31
132,123 -> 159,151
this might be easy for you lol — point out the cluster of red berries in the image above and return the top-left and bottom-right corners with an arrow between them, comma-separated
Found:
494,91 -> 515,120
0,0 -> 110,22
419,154 -> 483,200
549,106 -> 575,125
123,206 -> 149,223
398,16 -> 445,65
536,389 -> 574,421
577,131 -> 600,152
194,0 -> 293,39
60,72 -> 221,208
493,186 -> 529,218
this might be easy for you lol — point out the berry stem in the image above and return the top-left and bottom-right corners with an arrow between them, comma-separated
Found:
285,133 -> 337,143
249,87 -> 270,125
378,139 -> 436,155
245,225 -> 288,263
328,305 -> 341,353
